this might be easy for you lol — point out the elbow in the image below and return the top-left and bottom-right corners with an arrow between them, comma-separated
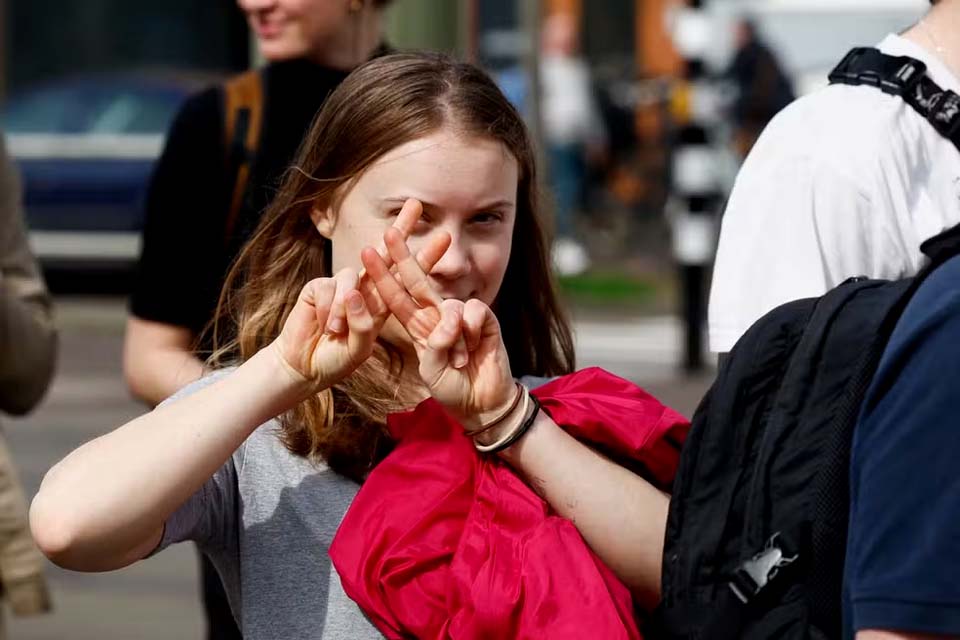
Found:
122,341 -> 155,407
29,494 -> 79,568
122,361 -> 148,406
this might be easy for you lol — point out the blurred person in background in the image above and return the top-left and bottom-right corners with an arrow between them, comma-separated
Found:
540,12 -> 608,276
723,18 -> 795,159
0,132 -> 55,637
122,0 -> 393,637
710,0 -> 960,355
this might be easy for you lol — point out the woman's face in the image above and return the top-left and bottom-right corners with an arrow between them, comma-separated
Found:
312,129 -> 519,347
237,0 -> 354,62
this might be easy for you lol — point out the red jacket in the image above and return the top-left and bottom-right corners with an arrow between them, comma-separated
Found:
330,367 -> 689,639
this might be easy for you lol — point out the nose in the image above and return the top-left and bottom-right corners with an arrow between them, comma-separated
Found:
428,229 -> 472,284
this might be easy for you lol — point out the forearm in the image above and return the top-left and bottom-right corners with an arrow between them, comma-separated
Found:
0,287 -> 56,415
498,412 -> 669,610
30,345 -> 310,571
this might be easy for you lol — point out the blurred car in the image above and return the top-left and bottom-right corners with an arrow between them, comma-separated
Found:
1,72 -> 213,275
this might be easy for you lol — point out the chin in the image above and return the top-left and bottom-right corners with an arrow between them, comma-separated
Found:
257,41 -> 306,62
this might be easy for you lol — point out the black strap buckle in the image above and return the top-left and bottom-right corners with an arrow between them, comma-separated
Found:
829,47 -> 926,97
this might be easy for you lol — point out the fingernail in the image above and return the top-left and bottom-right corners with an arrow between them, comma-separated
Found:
347,295 -> 363,313
453,352 -> 468,369
328,317 -> 345,333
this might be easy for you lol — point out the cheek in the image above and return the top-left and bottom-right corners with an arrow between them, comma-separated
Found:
330,222 -> 387,272
298,3 -> 344,40
474,241 -> 513,301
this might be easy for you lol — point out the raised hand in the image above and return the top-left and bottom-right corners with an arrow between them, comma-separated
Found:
270,199 -> 450,394
360,226 -> 516,431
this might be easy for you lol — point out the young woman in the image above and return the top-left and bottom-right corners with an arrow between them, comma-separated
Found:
31,53 -> 683,639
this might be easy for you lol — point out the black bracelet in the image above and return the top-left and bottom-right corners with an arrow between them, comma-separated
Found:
484,393 -> 542,455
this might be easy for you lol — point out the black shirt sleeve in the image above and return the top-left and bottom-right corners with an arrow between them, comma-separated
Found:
130,86 -> 230,335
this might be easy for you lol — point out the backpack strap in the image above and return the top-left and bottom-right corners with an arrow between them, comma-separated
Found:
222,69 -> 264,244
829,47 -> 960,154
920,222 -> 960,263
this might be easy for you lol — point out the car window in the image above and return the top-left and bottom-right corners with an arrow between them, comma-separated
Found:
2,82 -> 186,135
89,90 -> 182,134
1,87 -> 87,134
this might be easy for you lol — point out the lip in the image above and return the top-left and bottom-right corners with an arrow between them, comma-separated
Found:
439,290 -> 478,302
252,18 -> 285,39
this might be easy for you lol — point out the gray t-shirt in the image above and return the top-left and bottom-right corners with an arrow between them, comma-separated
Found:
153,371 -> 382,639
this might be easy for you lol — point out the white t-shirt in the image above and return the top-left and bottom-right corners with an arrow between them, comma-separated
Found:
540,55 -> 606,147
708,34 -> 960,353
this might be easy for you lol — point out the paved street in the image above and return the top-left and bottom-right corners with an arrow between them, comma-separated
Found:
5,296 -> 714,639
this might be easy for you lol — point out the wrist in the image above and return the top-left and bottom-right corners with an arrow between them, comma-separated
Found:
259,342 -> 325,406
474,391 -> 542,454
464,381 -> 523,438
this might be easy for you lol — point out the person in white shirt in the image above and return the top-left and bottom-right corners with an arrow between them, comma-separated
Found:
708,0 -> 960,355
539,12 -> 607,276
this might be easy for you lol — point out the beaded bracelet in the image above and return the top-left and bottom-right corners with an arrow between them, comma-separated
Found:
474,391 -> 541,454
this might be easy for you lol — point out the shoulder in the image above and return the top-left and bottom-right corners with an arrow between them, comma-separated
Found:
153,85 -> 225,167
772,82 -> 905,133
862,255 -> 960,419
168,85 -> 223,137
889,255 -> 960,350
745,84 -> 906,175
723,84 -> 915,226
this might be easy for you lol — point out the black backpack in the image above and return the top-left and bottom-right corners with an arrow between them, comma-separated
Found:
648,48 -> 960,640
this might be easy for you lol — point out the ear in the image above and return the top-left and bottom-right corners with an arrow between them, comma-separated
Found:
309,205 -> 336,239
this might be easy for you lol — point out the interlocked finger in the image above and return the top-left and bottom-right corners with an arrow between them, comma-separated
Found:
357,198 -> 424,282
384,226 -> 443,310
325,268 -> 360,335
301,277 -> 337,335
360,246 -> 421,327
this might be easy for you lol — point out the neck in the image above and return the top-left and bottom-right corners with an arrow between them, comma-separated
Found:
308,10 -> 384,71
904,1 -> 960,81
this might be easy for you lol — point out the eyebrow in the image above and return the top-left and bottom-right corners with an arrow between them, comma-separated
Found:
380,196 -> 515,210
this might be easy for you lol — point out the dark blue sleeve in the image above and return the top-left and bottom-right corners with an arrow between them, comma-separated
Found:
845,255 -> 960,635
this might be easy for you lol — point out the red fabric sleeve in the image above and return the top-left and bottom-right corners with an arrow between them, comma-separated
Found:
329,367 -> 689,639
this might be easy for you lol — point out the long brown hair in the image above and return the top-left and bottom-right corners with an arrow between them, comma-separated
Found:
211,52 -> 574,482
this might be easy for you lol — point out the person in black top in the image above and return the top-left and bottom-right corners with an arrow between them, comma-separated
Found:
123,1 -> 392,637
125,0 -> 393,406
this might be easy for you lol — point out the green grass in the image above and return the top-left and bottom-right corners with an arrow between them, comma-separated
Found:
557,271 -> 659,307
